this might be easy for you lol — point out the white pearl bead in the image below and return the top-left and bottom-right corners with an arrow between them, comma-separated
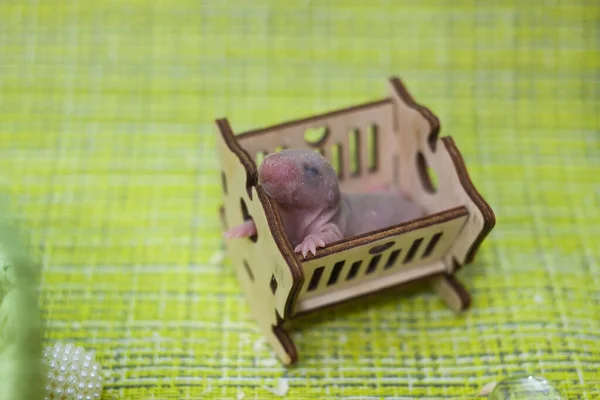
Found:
44,342 -> 104,399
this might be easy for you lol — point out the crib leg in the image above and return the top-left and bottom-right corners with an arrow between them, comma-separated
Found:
429,274 -> 471,311
272,325 -> 298,365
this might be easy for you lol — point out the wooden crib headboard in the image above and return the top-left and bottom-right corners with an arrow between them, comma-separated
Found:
236,98 -> 397,194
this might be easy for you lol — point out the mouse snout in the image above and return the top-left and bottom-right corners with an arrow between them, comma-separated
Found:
258,154 -> 297,187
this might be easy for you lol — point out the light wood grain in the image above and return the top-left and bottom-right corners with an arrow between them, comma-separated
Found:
216,119 -> 302,365
388,77 -> 495,271
237,99 -> 396,194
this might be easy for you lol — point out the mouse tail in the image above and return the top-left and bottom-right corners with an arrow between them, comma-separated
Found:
224,220 -> 257,239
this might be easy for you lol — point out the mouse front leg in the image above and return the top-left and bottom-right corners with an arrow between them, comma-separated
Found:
294,222 -> 343,258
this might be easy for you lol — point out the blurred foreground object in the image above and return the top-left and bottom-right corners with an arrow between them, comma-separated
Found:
0,198 -> 46,400
480,374 -> 562,399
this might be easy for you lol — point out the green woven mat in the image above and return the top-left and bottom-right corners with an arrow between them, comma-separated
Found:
1,1 -> 599,399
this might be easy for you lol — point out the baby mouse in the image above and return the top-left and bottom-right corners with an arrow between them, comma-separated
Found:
224,148 -> 424,258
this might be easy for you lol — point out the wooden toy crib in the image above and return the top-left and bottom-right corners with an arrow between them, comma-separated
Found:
215,76 -> 495,365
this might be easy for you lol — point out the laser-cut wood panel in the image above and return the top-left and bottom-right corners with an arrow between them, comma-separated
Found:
236,99 -> 396,193
216,119 -> 304,365
388,78 -> 496,270
294,207 -> 469,314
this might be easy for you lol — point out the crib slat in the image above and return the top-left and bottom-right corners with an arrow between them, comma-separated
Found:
385,249 -> 402,269
331,143 -> 344,179
327,261 -> 345,286
422,232 -> 443,259
403,238 -> 424,264
308,266 -> 325,292
366,255 -> 382,274
367,124 -> 379,172
348,128 -> 360,176
347,261 -> 362,280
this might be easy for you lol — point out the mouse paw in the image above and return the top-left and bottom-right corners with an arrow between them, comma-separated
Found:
224,220 -> 257,239
294,234 -> 327,258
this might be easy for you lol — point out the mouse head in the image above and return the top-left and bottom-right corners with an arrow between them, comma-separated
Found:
258,149 -> 340,210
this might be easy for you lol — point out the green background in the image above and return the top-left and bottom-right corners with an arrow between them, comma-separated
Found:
1,0 -> 598,398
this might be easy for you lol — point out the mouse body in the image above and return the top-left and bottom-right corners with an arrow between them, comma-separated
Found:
224,149 -> 424,258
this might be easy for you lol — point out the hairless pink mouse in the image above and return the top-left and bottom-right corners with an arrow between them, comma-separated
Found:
224,149 -> 425,258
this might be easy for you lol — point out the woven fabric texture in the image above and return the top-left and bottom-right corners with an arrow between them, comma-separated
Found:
1,1 -> 598,399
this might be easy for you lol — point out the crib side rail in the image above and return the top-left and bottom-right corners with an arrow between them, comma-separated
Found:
293,206 -> 469,315
236,99 -> 397,193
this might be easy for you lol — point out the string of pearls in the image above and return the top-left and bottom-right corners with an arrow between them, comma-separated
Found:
43,342 -> 104,400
